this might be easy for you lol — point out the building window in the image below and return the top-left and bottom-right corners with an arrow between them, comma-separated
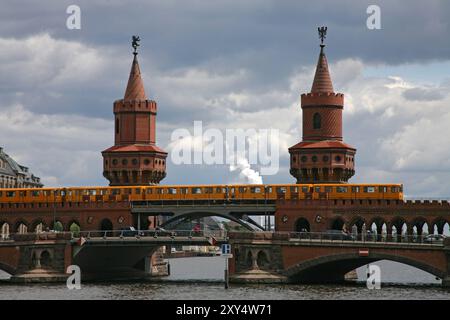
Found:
313,113 -> 321,129
323,155 -> 329,162
335,155 -> 341,162
301,156 -> 307,162
312,155 -> 318,162
112,159 -> 118,165
144,159 -> 150,165
132,159 -> 138,165
122,159 -> 128,165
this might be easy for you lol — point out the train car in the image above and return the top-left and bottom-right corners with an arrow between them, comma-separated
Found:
0,183 -> 403,204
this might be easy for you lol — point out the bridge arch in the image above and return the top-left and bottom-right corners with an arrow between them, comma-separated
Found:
284,252 -> 446,283
329,217 -> 346,231
295,217 -> 310,232
13,220 -> 29,234
160,211 -> 256,231
431,217 -> 449,235
30,219 -> 46,233
0,261 -> 16,276
1,221 -> 11,239
411,217 -> 428,237
348,216 -> 366,234
100,218 -> 113,231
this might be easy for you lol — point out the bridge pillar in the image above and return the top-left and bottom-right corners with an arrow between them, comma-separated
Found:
386,224 -> 393,242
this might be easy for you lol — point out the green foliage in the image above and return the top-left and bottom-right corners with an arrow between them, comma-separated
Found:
69,222 -> 81,237
54,221 -> 64,232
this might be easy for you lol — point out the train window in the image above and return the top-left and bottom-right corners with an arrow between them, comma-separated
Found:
205,187 -> 213,194
19,191 -> 26,197
363,186 -> 375,193
168,188 -> 177,195
301,186 -> 309,193
238,187 -> 246,193
351,186 -> 360,193
379,186 -> 387,193
276,187 -> 286,194
44,190 -> 51,196
88,189 -> 97,196
135,188 -> 141,195
314,186 -> 321,193
180,188 -> 188,194
325,186 -> 333,193
192,187 -> 202,194
124,188 -> 132,195
112,189 -> 121,195
336,186 -> 348,193
391,186 -> 398,193
191,187 -> 202,194
215,187 -> 222,193
156,188 -> 164,194
146,188 -> 152,194
31,190 -> 39,197
6,191 -> 15,197
289,186 -> 298,193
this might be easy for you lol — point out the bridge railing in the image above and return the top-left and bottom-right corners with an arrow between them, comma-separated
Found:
286,231 -> 446,245
71,229 -> 227,241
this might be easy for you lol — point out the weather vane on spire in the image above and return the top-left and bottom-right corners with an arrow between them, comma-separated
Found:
318,26 -> 327,46
132,35 -> 140,55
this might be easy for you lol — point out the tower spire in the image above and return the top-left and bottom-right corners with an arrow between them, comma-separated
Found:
311,26 -> 334,93
124,35 -> 147,101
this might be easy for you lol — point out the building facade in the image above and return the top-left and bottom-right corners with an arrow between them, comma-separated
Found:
289,41 -> 356,183
102,49 -> 167,186
0,147 -> 43,188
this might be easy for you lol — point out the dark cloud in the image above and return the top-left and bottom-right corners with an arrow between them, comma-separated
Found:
402,87 -> 445,101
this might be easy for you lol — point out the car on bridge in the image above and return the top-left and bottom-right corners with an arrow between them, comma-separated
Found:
322,230 -> 355,241
119,226 -> 143,237
424,234 -> 446,244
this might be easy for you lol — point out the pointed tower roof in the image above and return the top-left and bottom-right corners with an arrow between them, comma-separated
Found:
124,54 -> 147,101
311,45 -> 334,93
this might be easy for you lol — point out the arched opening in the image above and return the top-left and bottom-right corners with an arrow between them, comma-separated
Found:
246,251 -> 253,269
313,113 -> 321,129
330,217 -> 345,231
14,221 -> 28,234
391,217 -> 407,242
286,253 -> 445,285
295,218 -> 310,232
432,218 -> 449,236
100,218 -> 113,232
40,251 -> 51,268
1,222 -> 10,240
349,217 -> 365,239
31,220 -> 45,233
257,251 -> 270,270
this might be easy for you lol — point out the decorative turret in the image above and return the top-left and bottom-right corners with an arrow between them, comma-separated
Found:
289,27 -> 356,183
102,36 -> 167,186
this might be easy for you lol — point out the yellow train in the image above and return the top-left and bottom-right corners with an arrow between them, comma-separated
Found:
0,183 -> 403,204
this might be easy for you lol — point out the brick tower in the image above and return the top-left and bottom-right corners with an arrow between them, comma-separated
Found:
289,27 -> 356,183
102,38 -> 167,186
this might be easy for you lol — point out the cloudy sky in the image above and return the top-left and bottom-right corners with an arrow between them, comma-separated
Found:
1,0 -> 450,197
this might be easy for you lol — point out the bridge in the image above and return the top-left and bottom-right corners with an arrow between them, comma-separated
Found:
0,230 -> 227,282
228,231 -> 450,286
1,197 -> 450,284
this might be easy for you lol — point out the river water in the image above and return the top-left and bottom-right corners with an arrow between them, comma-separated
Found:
0,257 -> 449,300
